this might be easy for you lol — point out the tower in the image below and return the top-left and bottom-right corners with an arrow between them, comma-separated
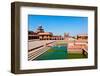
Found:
64,33 -> 69,38
64,33 -> 69,40
36,25 -> 44,33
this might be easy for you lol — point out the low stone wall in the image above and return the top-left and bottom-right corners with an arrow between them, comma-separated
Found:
68,48 -> 82,53
67,41 -> 88,55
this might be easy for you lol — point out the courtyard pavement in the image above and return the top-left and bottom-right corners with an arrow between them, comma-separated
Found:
28,40 -> 56,50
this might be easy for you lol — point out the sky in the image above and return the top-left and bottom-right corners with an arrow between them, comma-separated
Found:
28,15 -> 88,36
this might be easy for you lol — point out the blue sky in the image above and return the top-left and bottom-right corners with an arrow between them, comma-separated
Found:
28,15 -> 88,36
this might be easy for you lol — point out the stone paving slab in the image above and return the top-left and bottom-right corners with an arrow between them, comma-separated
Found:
28,40 -> 55,50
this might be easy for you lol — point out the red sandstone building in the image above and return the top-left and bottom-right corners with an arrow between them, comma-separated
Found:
28,26 -> 88,40
28,26 -> 63,40
77,34 -> 88,40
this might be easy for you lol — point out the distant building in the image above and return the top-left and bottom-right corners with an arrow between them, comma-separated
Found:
28,25 -> 64,40
64,33 -> 74,40
64,33 -> 69,38
77,34 -> 88,40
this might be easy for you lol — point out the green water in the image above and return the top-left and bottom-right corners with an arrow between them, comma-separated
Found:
35,45 -> 68,60
67,53 -> 87,59
34,45 -> 87,60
